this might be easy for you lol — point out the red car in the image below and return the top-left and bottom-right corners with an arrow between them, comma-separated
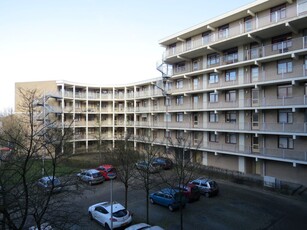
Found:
174,184 -> 201,202
96,164 -> 117,180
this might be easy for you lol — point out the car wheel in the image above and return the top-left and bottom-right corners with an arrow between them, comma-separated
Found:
168,205 -> 174,212
105,224 -> 111,230
205,192 -> 210,198
88,212 -> 93,220
150,198 -> 155,204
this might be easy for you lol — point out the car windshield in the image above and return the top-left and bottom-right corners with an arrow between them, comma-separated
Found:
92,172 -> 102,178
113,209 -> 128,218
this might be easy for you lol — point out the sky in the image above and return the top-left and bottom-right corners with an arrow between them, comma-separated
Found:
0,0 -> 254,112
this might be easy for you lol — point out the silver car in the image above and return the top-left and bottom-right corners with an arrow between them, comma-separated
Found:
77,169 -> 104,185
37,176 -> 62,193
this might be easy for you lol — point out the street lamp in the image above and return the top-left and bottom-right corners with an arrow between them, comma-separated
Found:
109,175 -> 116,230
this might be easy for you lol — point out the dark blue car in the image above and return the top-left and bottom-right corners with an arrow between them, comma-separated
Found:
149,188 -> 187,212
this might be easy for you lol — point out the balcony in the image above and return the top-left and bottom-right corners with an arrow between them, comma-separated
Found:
164,3 -> 298,60
132,135 -> 307,163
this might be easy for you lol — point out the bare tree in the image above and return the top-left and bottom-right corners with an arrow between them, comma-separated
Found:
133,135 -> 163,225
162,131 -> 203,230
0,88 -> 80,230
106,137 -> 139,209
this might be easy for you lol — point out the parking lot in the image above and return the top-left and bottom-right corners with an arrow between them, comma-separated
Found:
71,178 -> 307,230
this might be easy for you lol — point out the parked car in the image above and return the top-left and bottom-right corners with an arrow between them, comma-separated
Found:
135,160 -> 161,173
174,183 -> 201,202
77,169 -> 104,185
96,164 -> 117,180
88,201 -> 132,229
152,157 -> 173,170
29,223 -> 52,230
125,223 -> 164,230
149,188 -> 187,212
37,176 -> 62,193
189,177 -> 219,197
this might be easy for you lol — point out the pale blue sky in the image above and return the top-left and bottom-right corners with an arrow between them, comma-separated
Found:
0,0 -> 254,111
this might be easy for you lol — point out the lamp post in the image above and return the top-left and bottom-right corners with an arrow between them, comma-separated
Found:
109,175 -> 116,230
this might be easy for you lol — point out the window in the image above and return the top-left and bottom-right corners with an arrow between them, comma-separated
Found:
244,16 -> 252,32
225,69 -> 237,81
225,90 -> 236,102
250,42 -> 260,59
176,113 -> 184,122
278,85 -> 292,98
225,111 -> 237,123
209,132 -> 218,142
272,34 -> 292,52
209,93 -> 218,103
175,62 -> 185,72
251,66 -> 259,81
169,43 -> 176,55
278,136 -> 294,149
165,130 -> 171,138
209,72 -> 219,84
202,31 -> 211,44
176,130 -> 184,139
186,38 -> 192,50
223,48 -> 238,64
278,109 -> 293,123
176,95 -> 184,105
193,59 -> 200,71
164,97 -> 171,106
277,59 -> 293,74
165,81 -> 172,91
218,24 -> 229,39
193,113 -> 198,125
164,113 -> 171,122
270,4 -> 286,22
176,79 -> 183,89
209,111 -> 218,123
226,133 -> 237,144
207,53 -> 220,66
193,77 -> 199,89
193,132 -> 200,145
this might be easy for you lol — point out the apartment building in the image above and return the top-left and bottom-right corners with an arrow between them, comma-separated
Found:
15,0 -> 307,186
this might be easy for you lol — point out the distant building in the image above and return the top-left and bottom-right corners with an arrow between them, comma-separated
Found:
15,0 -> 307,186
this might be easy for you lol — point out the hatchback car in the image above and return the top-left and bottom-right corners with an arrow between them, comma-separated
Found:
135,161 -> 161,173
96,164 -> 117,180
77,169 -> 104,185
125,223 -> 164,230
189,178 -> 219,197
88,201 -> 132,229
37,176 -> 62,193
152,157 -> 173,170
174,184 -> 201,202
149,188 -> 187,212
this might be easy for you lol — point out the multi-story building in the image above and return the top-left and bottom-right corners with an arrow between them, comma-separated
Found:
15,0 -> 307,186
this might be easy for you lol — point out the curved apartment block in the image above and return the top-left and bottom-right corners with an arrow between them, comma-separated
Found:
15,0 -> 307,186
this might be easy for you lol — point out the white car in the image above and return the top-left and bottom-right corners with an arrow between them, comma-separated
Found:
125,223 -> 164,230
88,201 -> 132,229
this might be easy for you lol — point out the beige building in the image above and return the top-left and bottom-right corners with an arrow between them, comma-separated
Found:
15,0 -> 307,186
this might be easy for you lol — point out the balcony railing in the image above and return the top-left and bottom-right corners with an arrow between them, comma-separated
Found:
164,3 -> 297,59
132,135 -> 307,163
